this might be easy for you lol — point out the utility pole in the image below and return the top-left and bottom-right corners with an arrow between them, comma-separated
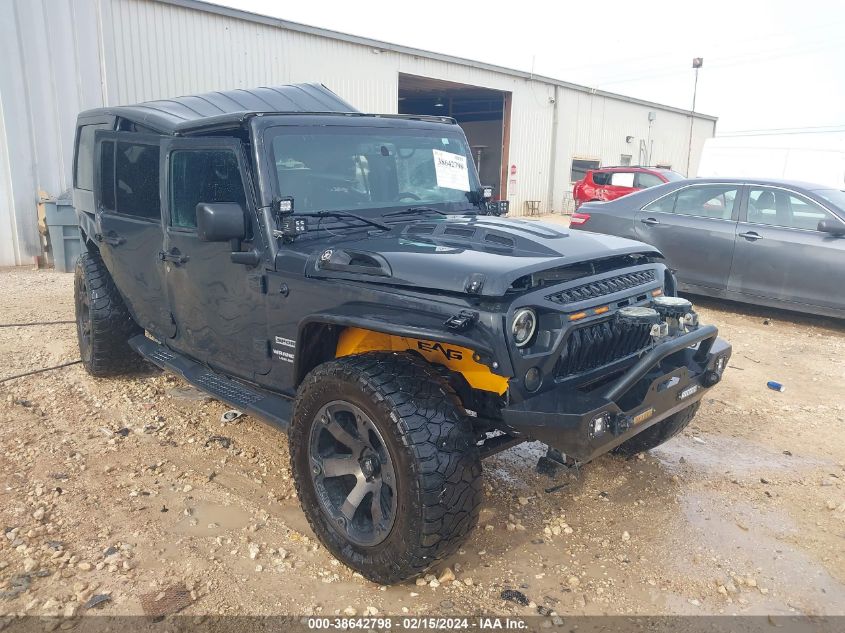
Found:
686,57 -> 703,177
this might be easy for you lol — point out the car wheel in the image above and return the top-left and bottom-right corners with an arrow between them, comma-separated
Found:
74,251 -> 143,377
289,351 -> 482,584
612,402 -> 700,457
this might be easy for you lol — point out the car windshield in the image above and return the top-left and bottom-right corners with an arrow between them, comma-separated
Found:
813,189 -> 845,212
266,125 -> 481,215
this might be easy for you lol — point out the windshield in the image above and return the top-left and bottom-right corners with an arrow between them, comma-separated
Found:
659,170 -> 685,182
813,189 -> 845,212
267,126 -> 481,214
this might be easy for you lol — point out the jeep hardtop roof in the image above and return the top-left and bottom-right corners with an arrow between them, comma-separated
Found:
78,83 -> 458,135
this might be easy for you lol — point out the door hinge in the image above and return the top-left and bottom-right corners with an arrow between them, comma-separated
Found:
253,338 -> 272,357
248,274 -> 268,294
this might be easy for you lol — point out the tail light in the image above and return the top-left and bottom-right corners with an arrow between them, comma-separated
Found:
570,213 -> 591,226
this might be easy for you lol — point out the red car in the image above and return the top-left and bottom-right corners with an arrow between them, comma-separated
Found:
573,166 -> 683,210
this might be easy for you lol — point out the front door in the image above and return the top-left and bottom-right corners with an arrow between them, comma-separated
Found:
94,132 -> 174,339
728,186 -> 845,310
161,137 -> 271,379
635,183 -> 740,291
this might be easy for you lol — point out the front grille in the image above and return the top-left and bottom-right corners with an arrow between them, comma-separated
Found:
546,270 -> 656,305
555,317 -> 653,379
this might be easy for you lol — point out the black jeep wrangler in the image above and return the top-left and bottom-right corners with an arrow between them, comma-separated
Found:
72,84 -> 731,584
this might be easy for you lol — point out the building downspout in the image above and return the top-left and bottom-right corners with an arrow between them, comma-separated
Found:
546,85 -> 559,213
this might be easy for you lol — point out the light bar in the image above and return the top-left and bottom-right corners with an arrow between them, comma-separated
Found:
678,384 -> 699,400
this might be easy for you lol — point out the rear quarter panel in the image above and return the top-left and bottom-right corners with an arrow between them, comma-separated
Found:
575,200 -> 638,240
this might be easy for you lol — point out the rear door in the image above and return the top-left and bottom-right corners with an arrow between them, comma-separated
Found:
728,186 -> 845,309
161,136 -> 271,379
93,131 -> 174,339
635,183 -> 741,290
605,171 -> 637,200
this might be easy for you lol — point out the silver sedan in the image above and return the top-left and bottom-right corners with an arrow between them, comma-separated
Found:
571,178 -> 845,318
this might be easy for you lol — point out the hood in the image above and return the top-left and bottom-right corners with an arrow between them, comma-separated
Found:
304,216 -> 661,297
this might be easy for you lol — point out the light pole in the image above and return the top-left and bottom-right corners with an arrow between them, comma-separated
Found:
686,57 -> 703,177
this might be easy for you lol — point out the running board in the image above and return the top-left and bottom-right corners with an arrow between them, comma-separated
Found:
129,335 -> 292,431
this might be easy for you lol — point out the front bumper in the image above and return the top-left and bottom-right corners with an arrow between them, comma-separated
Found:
500,325 -> 731,462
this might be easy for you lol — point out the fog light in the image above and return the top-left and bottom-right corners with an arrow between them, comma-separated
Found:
524,367 -> 542,392
678,384 -> 699,400
617,306 -> 661,325
653,295 -> 693,318
590,413 -> 609,437
715,355 -> 727,372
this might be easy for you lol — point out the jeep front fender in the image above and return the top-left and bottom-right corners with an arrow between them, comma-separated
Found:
296,305 -> 512,393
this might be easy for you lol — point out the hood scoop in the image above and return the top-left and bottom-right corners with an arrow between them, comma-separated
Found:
401,220 -> 518,253
406,224 -> 437,235
316,248 -> 392,277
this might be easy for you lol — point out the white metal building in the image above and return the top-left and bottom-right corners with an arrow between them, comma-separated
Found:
0,0 -> 717,267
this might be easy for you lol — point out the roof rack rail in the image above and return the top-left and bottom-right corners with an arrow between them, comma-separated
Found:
597,165 -> 669,170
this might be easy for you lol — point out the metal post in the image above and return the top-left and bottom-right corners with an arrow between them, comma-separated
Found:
686,58 -> 703,176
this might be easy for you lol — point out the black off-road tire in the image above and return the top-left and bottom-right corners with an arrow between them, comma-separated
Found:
74,251 -> 143,377
613,401 -> 701,457
289,352 -> 482,584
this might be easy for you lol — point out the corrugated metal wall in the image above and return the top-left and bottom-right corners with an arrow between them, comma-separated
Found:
0,0 -> 716,266
0,0 -> 105,266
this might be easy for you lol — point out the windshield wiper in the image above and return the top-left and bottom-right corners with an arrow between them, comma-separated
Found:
382,206 -> 479,220
382,206 -> 448,219
296,210 -> 390,231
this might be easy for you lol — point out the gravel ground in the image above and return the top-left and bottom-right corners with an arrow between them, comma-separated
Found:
1,265 -> 844,622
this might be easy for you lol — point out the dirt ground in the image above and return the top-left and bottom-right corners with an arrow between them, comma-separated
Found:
1,262 -> 844,622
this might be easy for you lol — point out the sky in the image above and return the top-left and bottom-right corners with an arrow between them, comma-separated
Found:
210,0 -> 845,135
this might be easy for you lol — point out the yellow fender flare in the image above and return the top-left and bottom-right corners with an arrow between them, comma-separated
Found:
336,327 -> 508,395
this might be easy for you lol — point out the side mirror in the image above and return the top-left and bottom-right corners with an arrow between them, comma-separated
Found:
196,203 -> 246,242
818,217 -> 845,236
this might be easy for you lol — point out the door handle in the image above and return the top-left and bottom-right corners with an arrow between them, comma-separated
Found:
94,233 -> 126,247
159,249 -> 189,265
640,217 -> 659,226
738,231 -> 763,241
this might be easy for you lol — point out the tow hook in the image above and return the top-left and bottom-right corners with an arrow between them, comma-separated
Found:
610,414 -> 633,436
702,370 -> 721,387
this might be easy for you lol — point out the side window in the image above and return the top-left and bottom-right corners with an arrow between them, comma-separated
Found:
636,172 -> 663,189
99,141 -> 116,211
642,192 -> 676,214
748,188 -> 834,230
674,185 -> 738,220
170,150 -> 246,229
788,193 -> 833,230
610,172 -> 635,187
591,172 -> 611,186
115,142 -> 161,220
74,124 -> 110,190
571,158 -> 600,182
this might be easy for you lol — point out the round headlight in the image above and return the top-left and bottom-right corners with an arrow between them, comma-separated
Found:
512,308 -> 537,348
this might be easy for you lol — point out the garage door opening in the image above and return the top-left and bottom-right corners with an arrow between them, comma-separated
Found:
398,73 -> 511,200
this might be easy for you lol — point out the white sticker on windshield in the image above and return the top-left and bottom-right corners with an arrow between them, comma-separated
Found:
432,149 -> 470,192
